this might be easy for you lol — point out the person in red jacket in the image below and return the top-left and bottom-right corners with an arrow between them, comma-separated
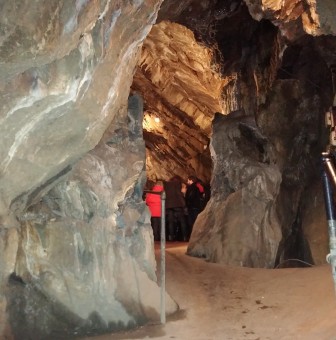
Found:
145,181 -> 164,241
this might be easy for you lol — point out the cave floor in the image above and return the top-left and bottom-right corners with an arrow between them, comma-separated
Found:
87,243 -> 336,340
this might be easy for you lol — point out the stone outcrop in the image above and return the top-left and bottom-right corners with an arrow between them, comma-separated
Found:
0,0 -> 161,221
5,95 -> 177,339
244,0 -> 336,40
187,112 -> 282,268
0,1 -> 179,338
187,35 -> 332,267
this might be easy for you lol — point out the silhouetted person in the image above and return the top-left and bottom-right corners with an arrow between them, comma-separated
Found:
185,175 -> 202,235
195,178 -> 206,211
165,176 -> 188,241
145,181 -> 164,241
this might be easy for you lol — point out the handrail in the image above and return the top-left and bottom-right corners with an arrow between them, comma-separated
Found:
321,153 -> 336,294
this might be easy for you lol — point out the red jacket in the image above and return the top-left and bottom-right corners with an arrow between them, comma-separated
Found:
146,185 -> 163,217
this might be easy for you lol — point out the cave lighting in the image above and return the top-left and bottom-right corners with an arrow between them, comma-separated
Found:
143,112 -> 161,131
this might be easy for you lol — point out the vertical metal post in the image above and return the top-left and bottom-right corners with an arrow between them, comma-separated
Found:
321,153 -> 336,293
160,191 -> 166,324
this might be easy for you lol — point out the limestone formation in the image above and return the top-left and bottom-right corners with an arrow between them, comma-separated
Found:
187,112 -> 282,268
137,0 -> 336,269
2,0 -> 336,338
0,1 -> 179,338
132,21 -> 226,182
6,95 -> 177,339
244,0 -> 336,40
0,0 -> 161,220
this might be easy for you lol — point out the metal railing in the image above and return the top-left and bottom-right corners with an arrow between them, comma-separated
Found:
321,153 -> 336,293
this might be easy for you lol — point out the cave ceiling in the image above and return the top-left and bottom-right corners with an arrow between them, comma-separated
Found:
132,0 -> 336,185
132,20 -> 226,183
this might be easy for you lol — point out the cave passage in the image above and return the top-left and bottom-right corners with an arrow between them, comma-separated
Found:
2,1 -> 336,339
132,2 -> 336,270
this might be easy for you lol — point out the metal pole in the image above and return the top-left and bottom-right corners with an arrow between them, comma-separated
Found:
160,191 -> 166,324
323,153 -> 336,187
331,66 -> 336,106
321,153 -> 336,293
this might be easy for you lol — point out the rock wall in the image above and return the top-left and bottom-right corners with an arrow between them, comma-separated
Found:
244,0 -> 336,40
5,95 -> 177,339
187,74 -> 329,268
188,1 -> 335,268
0,1 -> 178,338
0,0 -> 160,221
256,40 -> 332,266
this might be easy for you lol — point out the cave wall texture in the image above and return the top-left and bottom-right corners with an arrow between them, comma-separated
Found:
0,1 -> 178,339
154,0 -> 336,268
1,0 -> 336,338
133,0 -> 336,267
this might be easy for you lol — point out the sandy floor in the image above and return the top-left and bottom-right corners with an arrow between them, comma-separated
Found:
88,243 -> 336,340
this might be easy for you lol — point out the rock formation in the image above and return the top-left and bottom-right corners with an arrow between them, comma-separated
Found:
6,95 -> 177,339
2,0 -> 336,338
132,20 -> 226,182
133,0 -> 336,268
188,112 -> 282,267
0,1 -> 177,339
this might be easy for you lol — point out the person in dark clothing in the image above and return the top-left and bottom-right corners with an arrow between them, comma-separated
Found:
185,175 -> 202,235
164,176 -> 188,242
195,178 -> 206,211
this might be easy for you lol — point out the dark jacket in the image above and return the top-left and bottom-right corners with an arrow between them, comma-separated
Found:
164,180 -> 185,209
185,182 -> 201,210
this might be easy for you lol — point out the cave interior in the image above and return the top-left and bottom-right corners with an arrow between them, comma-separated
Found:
1,0 -> 336,338
135,0 -> 335,268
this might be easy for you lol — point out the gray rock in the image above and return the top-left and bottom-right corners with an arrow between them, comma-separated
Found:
0,1 -> 178,337
187,112 -> 282,268
6,96 -> 177,338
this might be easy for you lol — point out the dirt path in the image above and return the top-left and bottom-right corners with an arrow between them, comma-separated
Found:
88,243 -> 336,340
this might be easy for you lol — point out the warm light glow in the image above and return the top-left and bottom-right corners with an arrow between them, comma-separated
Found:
143,112 -> 162,131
